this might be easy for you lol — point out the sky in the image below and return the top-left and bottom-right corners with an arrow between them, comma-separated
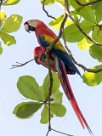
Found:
0,1 -> 102,136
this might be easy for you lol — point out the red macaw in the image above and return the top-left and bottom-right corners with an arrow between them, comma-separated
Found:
24,19 -> 81,76
33,46 -> 92,134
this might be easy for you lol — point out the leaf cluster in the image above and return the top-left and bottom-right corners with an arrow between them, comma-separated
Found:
0,0 -> 22,55
41,0 -> 102,86
13,73 -> 66,124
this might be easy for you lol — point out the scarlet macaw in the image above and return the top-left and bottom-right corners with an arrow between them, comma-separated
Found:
24,19 -> 81,76
33,46 -> 92,134
24,19 -> 92,133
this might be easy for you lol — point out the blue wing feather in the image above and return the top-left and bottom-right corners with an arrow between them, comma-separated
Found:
52,49 -> 81,76
38,36 -> 49,47
38,36 -> 81,76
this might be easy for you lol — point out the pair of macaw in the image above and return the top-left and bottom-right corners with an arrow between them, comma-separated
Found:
24,20 -> 92,133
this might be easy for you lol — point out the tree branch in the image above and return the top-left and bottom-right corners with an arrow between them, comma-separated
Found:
63,39 -> 102,73
52,128 -> 74,136
42,0 -> 56,20
45,46 -> 53,135
46,129 -> 50,136
47,13 -> 67,52
65,0 -> 102,46
75,0 -> 102,6
11,58 -> 34,69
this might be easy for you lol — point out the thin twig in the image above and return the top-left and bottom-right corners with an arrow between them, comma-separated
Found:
42,0 -> 56,20
11,58 -> 34,69
46,130 -> 50,136
65,44 -> 102,73
65,0 -> 102,46
52,128 -> 74,136
45,52 -> 53,132
75,0 -> 102,6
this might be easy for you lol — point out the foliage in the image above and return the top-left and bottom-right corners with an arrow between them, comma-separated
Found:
0,0 -> 22,55
46,0 -> 102,86
13,73 -> 66,123
0,14 -> 22,47
83,65 -> 102,86
2,0 -> 21,5
0,10 -> 6,26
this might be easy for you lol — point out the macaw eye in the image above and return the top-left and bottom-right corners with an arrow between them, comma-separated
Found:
40,54 -> 46,61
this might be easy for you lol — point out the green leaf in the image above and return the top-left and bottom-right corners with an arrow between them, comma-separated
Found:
39,86 -> 46,101
78,37 -> 92,50
51,103 -> 66,117
83,65 -> 102,86
0,31 -> 16,45
40,0 -> 55,5
0,43 -> 3,55
89,45 -> 102,62
92,26 -> 102,43
56,0 -> 64,6
3,0 -> 20,5
1,14 -> 22,33
49,15 -> 72,30
40,105 -> 49,124
64,20 -> 94,42
76,6 -> 96,23
51,90 -> 63,104
0,10 -> 6,27
69,0 -> 91,9
69,0 -> 80,9
92,1 -> 102,22
40,105 -> 54,124
43,72 -> 60,99
49,15 -> 64,30
17,76 -> 41,101
13,102 -> 42,119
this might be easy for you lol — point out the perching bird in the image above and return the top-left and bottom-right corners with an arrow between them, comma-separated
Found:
33,46 -> 92,134
24,19 -> 81,76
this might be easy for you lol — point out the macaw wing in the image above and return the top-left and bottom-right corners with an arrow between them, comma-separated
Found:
53,48 -> 81,76
37,29 -> 81,76
37,27 -> 65,51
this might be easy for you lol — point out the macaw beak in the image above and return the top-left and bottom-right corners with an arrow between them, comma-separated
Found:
24,22 -> 35,33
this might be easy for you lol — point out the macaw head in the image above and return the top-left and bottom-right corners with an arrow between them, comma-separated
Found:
34,46 -> 46,64
24,19 -> 47,32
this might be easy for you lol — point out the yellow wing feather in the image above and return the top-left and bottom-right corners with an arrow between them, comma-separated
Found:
43,34 -> 66,52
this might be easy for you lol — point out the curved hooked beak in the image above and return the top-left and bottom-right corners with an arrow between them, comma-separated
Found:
24,22 -> 35,33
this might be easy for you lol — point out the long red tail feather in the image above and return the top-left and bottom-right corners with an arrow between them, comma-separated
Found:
57,59 -> 92,134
